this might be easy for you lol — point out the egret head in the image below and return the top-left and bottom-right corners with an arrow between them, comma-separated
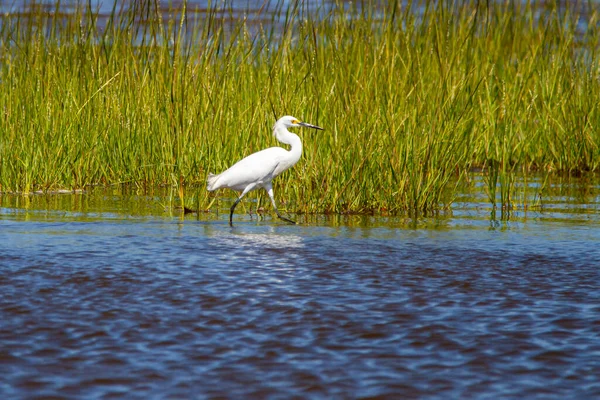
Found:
276,115 -> 324,131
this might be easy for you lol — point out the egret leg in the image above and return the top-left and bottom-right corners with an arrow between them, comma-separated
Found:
266,186 -> 295,225
229,198 -> 242,227
230,184 -> 256,227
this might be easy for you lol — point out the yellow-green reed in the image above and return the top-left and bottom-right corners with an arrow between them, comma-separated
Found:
0,0 -> 598,216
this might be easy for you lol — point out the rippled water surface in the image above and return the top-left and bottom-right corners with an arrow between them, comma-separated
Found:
1,180 -> 600,399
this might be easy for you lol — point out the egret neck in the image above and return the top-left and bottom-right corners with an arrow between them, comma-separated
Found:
273,121 -> 303,169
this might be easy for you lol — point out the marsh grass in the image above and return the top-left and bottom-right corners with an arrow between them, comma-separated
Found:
0,0 -> 599,216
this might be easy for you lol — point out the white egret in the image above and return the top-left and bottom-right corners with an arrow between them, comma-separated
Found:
207,115 -> 324,226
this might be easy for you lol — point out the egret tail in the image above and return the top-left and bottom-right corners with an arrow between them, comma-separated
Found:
207,173 -> 219,191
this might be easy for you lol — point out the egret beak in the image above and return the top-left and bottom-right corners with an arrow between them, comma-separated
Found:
298,121 -> 324,130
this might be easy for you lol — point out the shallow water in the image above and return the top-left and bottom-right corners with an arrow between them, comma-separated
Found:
1,178 -> 600,399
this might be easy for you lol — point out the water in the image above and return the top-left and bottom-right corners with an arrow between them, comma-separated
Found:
2,0 -> 594,38
1,178 -> 599,399
0,0 -> 342,25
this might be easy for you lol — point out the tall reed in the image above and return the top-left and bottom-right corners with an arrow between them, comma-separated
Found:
0,0 -> 598,215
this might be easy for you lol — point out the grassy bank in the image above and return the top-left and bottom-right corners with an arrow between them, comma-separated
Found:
1,0 -> 599,215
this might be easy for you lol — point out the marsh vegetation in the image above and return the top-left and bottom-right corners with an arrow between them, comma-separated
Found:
1,0 -> 598,216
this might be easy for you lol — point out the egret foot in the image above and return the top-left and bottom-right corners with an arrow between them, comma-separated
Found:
277,213 -> 296,224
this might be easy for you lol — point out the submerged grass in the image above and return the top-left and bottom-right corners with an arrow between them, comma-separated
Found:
0,0 -> 599,216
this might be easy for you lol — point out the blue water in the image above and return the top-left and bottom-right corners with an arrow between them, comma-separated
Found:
1,0 -> 598,395
1,195 -> 599,398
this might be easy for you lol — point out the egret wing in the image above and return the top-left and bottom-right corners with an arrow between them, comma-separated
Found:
213,147 -> 287,191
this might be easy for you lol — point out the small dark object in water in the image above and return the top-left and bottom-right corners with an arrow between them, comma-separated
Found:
174,206 -> 196,214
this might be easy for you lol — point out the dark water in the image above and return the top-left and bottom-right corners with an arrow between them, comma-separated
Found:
1,178 -> 600,399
